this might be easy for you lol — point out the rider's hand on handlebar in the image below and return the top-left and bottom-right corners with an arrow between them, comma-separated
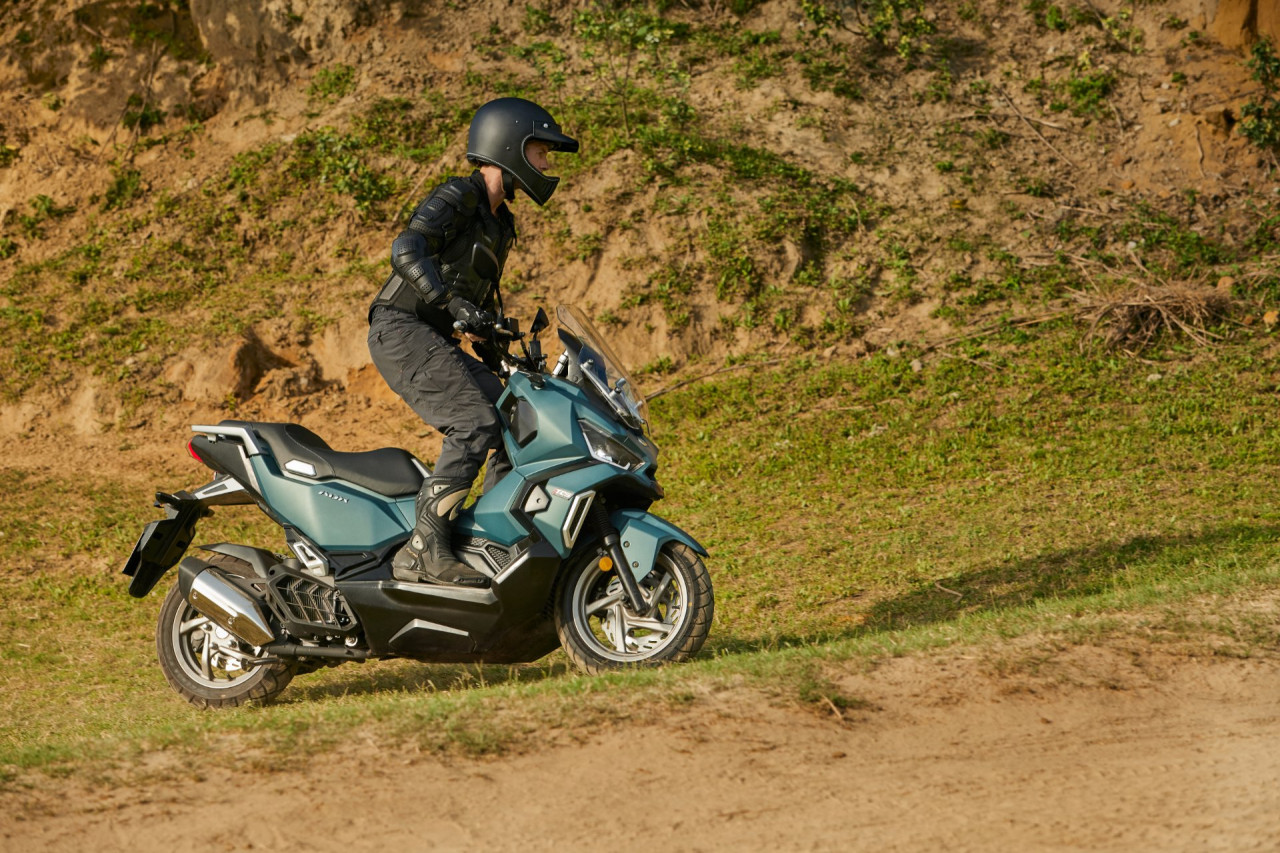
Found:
447,297 -> 494,337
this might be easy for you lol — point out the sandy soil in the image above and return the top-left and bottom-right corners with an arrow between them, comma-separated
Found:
3,648 -> 1278,852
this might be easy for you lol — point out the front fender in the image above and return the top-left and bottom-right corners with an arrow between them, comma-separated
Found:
610,508 -> 708,583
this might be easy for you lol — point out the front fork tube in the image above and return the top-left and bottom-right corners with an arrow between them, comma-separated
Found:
591,503 -> 647,612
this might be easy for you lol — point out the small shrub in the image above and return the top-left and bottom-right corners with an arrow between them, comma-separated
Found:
307,64 -> 357,102
289,129 -> 395,215
103,167 -> 145,211
1019,176 -> 1054,197
1064,69 -> 1117,117
31,195 -> 75,220
978,128 -> 1009,149
1100,10 -> 1144,54
571,232 -> 604,262
87,45 -> 114,72
1026,1 -> 1070,32
122,94 -> 166,133
1240,40 -> 1280,154
865,0 -> 935,61
522,4 -> 556,35
801,0 -> 933,62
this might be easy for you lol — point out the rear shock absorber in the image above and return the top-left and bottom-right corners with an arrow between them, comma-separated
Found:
589,501 -> 647,612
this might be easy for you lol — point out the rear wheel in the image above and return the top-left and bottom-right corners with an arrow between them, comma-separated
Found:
555,542 -> 713,675
155,553 -> 295,709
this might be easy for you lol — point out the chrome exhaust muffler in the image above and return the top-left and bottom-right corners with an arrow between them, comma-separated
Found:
177,557 -> 276,647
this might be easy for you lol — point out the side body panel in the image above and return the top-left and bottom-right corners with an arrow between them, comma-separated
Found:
247,455 -> 409,550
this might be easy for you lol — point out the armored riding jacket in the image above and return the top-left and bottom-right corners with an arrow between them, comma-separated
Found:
369,171 -> 516,336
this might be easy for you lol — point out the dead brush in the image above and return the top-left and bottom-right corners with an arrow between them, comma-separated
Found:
1068,284 -> 1233,353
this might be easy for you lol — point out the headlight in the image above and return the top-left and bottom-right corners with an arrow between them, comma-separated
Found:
578,420 -> 645,471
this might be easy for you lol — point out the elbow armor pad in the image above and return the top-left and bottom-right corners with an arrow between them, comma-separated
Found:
390,232 -> 447,305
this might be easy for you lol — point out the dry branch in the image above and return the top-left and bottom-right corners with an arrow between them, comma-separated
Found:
995,85 -> 1078,168
1069,285 -> 1230,351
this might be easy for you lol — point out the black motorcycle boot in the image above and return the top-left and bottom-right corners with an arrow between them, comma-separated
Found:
392,479 -> 490,587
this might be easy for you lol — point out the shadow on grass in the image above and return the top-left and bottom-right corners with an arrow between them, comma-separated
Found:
706,522 -> 1280,656
285,657 -> 575,703
265,523 -> 1280,701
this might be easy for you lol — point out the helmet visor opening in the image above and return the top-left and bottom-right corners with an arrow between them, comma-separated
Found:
532,125 -> 580,154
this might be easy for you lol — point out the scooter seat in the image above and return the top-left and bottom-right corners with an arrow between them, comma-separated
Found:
225,421 -> 426,497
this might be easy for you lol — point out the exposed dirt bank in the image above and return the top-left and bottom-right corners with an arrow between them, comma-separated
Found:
4,647 -> 1278,852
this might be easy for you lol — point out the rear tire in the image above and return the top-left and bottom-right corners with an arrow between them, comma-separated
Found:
555,542 -> 713,675
155,553 -> 296,709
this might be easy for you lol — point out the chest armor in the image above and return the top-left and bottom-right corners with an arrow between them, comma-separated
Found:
438,208 -> 513,307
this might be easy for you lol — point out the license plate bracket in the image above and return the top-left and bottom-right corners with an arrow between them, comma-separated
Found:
122,492 -> 207,598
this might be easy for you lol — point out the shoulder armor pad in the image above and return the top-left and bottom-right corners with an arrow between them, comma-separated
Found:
434,178 -> 480,214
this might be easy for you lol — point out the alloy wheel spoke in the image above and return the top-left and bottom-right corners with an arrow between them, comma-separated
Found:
644,573 -> 674,618
179,617 -> 208,636
610,603 -> 629,653
626,616 -> 674,635
215,645 -> 256,662
200,636 -> 213,681
585,589 -> 625,616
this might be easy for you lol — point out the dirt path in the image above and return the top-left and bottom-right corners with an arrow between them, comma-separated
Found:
4,650 -> 1278,852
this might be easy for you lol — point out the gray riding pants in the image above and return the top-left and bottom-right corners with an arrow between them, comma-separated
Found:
367,306 -> 510,488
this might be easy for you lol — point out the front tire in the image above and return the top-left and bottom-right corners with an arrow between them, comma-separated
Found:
555,542 -> 713,675
155,553 -> 296,709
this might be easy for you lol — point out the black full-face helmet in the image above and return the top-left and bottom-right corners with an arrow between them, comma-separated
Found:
467,97 -> 579,206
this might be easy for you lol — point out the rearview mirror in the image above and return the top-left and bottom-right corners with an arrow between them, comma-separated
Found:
530,308 -> 550,336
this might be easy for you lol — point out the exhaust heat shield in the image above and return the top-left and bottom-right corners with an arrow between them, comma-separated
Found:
177,557 -> 276,647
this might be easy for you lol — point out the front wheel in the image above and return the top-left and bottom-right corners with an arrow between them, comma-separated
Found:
555,541 -> 713,675
155,553 -> 296,709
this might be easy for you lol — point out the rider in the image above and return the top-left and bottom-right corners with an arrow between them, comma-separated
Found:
367,97 -> 579,587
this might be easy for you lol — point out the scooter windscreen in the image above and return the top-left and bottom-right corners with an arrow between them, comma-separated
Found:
556,305 -> 649,431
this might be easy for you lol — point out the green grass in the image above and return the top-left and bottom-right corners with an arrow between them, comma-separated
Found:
3,326 -> 1280,781
306,64 -> 357,103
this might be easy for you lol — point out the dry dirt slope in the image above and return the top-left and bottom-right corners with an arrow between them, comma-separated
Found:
1,0 -> 1277,449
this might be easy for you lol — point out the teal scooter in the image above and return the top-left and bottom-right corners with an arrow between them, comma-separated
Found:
124,306 -> 713,708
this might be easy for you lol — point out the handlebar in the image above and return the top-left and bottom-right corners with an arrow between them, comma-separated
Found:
453,319 -> 523,341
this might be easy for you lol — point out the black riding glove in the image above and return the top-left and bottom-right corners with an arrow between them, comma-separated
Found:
448,297 -> 494,336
